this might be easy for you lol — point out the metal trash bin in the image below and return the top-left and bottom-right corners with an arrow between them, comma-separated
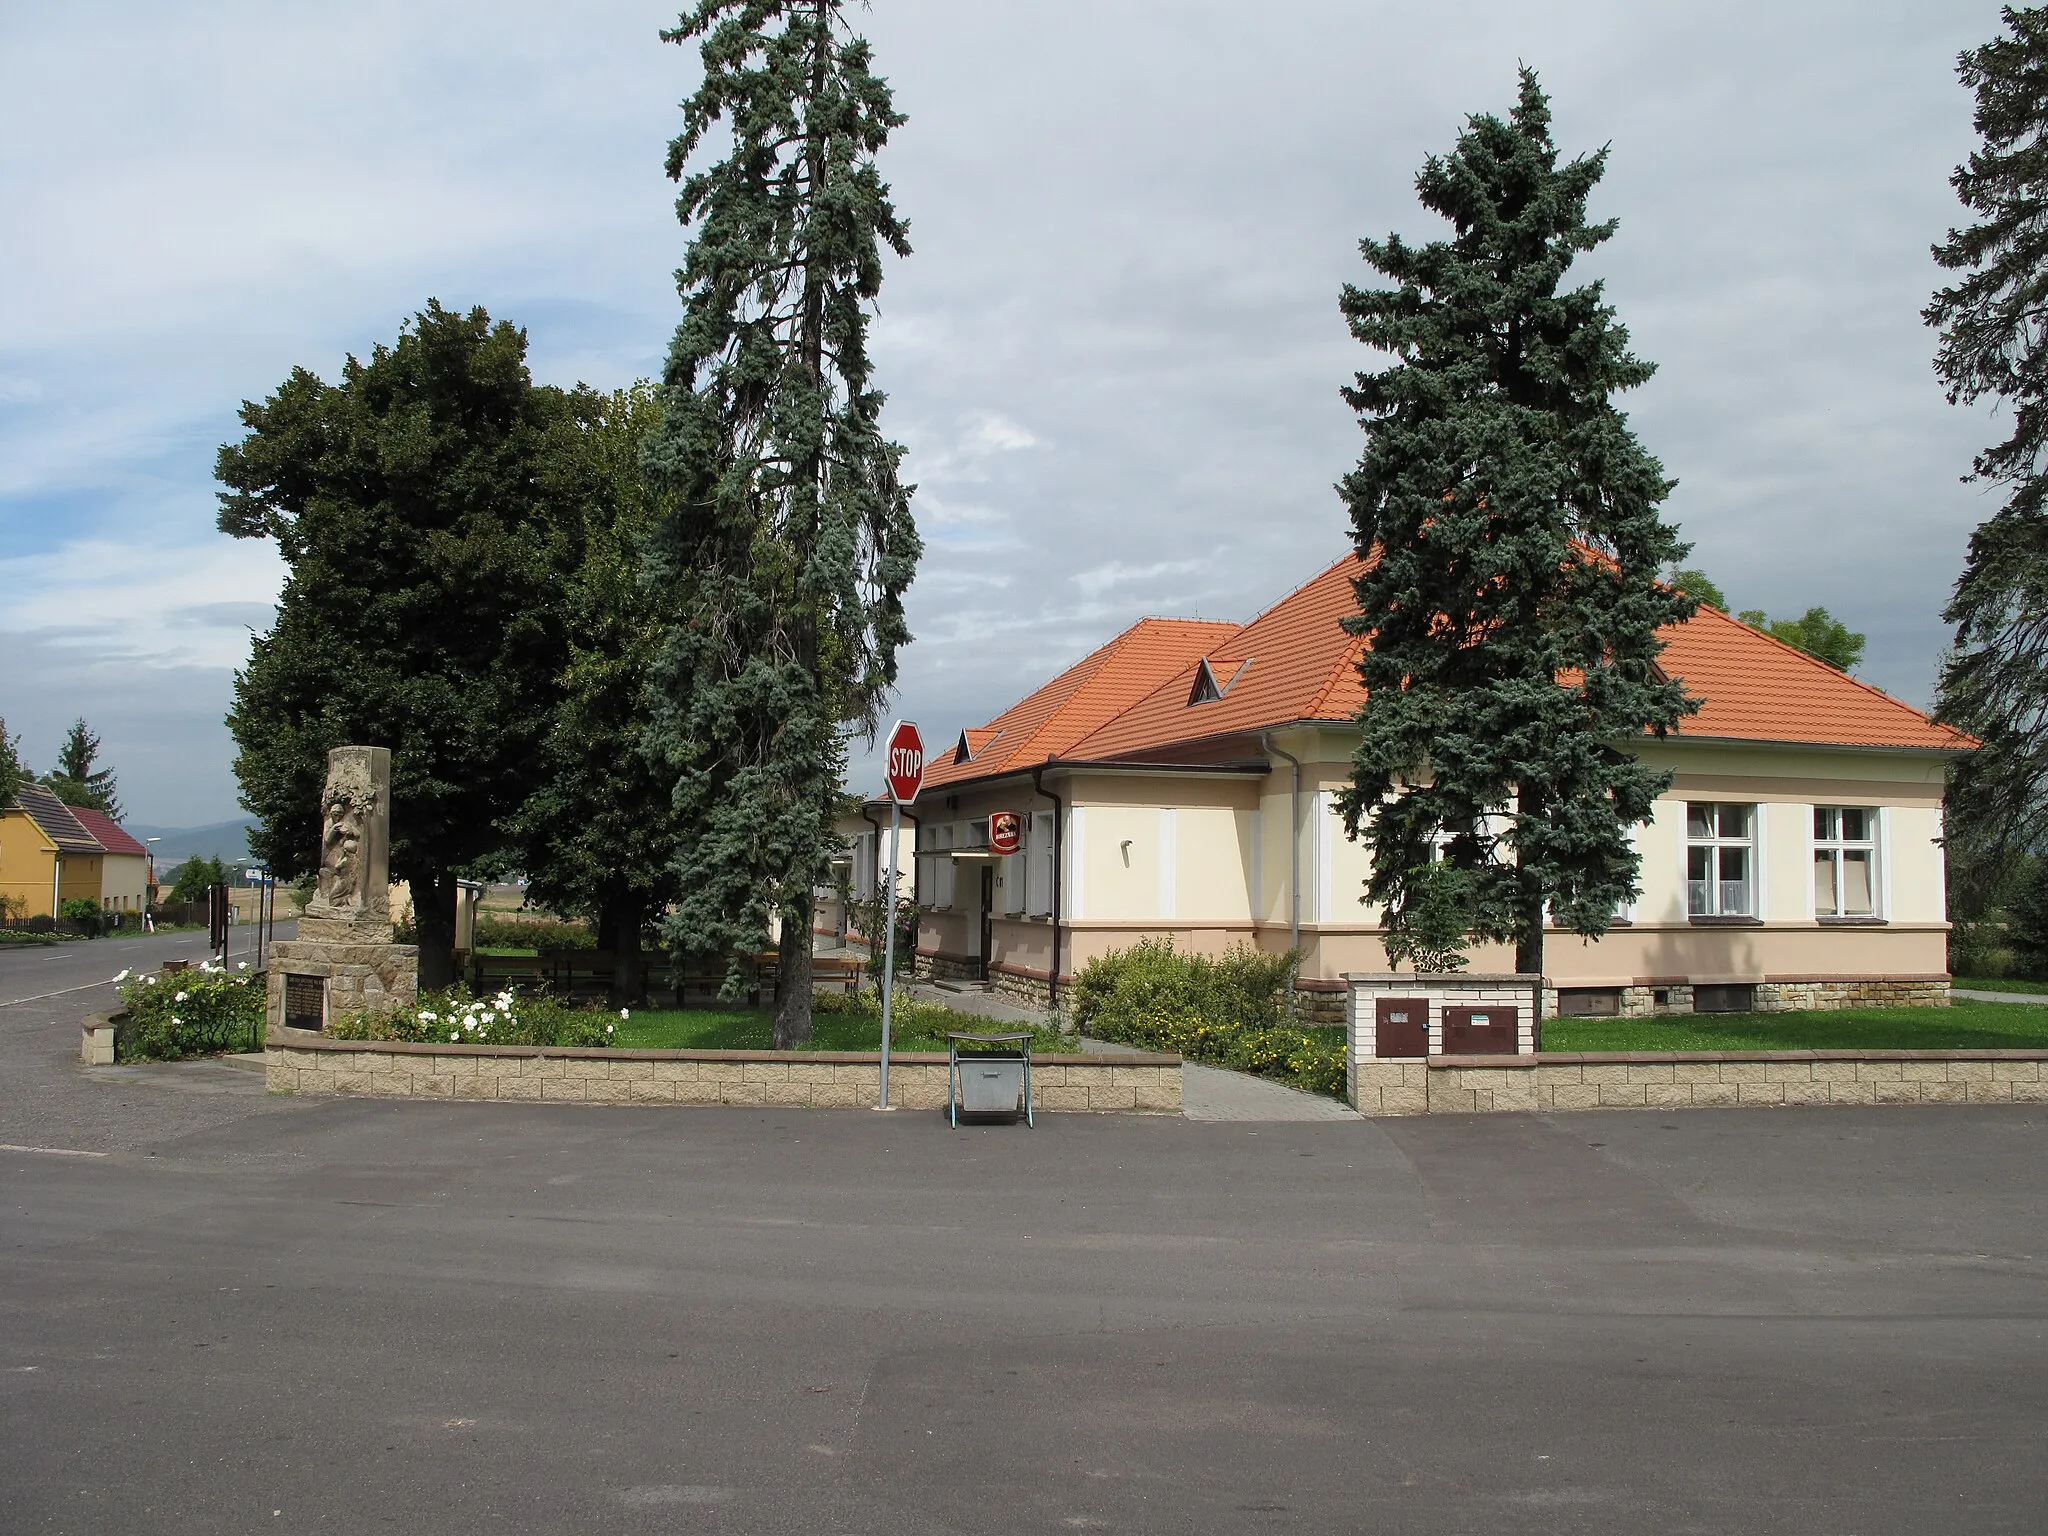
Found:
947,1030 -> 1034,1127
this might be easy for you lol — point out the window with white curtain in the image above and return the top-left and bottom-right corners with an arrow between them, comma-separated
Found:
1687,803 -> 1755,917
1813,807 -> 1878,918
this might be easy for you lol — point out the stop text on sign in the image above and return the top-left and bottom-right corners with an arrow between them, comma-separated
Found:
883,719 -> 924,805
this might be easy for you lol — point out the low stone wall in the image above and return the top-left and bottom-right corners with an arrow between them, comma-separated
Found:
1352,1051 -> 2048,1116
264,1030 -> 1181,1113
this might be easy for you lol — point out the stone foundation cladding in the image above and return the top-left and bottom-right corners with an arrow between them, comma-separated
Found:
1350,1051 -> 2048,1115
264,1030 -> 1181,1113
1551,978 -> 1953,1019
267,915 -> 418,1033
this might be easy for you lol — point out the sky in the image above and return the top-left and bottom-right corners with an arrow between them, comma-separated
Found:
0,0 -> 2009,827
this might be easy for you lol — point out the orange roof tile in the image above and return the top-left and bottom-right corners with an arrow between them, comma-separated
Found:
1658,603 -> 1971,751
909,617 -> 1235,795
1051,553 -> 1967,767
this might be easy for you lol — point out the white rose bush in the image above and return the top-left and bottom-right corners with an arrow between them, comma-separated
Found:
330,986 -> 621,1048
117,961 -> 266,1060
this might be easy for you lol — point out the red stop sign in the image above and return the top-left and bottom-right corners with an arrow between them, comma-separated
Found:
988,810 -> 1020,855
884,720 -> 924,805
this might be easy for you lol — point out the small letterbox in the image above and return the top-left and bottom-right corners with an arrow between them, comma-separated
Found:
1441,1004 -> 1518,1056
1374,998 -> 1428,1058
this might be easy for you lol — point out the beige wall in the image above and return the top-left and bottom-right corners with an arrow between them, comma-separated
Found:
857,734 -> 1955,992
99,853 -> 147,912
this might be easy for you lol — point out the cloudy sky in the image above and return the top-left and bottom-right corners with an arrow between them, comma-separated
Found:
0,0 -> 2007,827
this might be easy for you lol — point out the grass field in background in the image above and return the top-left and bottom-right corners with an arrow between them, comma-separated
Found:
1542,1000 -> 2048,1053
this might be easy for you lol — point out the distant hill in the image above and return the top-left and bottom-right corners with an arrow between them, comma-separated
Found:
126,816 -> 259,867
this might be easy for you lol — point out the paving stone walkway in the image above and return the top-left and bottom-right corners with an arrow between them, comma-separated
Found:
909,983 -> 1361,1121
1952,988 -> 2048,1005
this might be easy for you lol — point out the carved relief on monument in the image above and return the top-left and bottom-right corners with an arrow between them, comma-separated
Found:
303,745 -> 392,927
314,759 -> 377,912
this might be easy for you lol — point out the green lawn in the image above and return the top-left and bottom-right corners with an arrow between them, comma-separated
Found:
615,1003 -> 1066,1054
1543,1000 -> 2048,1053
1952,976 -> 2048,995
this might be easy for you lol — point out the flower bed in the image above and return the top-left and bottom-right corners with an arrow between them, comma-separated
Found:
116,960 -> 266,1059
328,986 -> 624,1048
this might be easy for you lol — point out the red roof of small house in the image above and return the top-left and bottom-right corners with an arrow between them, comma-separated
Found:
10,784 -> 107,854
912,617 -> 1237,795
68,806 -> 148,858
896,553 -> 1970,793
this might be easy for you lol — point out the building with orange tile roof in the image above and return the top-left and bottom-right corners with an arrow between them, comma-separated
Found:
830,553 -> 1966,1021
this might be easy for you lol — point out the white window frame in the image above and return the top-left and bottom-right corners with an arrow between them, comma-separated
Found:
1813,806 -> 1882,920
1686,802 -> 1757,918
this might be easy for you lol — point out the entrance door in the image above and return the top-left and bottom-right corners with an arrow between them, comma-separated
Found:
978,865 -> 995,982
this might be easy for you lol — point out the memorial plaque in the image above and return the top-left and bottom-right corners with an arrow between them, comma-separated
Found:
285,973 -> 326,1033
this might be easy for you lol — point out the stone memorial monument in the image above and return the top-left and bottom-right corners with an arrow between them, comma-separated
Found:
266,746 -> 418,1035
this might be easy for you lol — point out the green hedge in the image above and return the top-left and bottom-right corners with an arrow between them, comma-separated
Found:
1072,939 -> 1346,1098
117,961 -> 266,1059
471,914 -> 596,951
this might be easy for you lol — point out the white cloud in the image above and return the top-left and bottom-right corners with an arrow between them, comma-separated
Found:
0,538 -> 284,670
0,0 -> 2012,810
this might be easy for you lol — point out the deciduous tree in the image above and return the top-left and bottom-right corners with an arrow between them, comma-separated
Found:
1336,69 -> 1697,981
504,383 -> 687,1005
645,0 -> 921,1047
1928,5 -> 2048,899
1737,605 -> 1865,673
217,302 -> 579,986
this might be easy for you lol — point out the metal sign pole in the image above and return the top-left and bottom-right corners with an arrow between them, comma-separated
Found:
878,799 -> 901,1111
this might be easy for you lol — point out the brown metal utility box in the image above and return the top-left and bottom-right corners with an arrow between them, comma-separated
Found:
1374,998 -> 1429,1059
1441,1004 -> 1518,1056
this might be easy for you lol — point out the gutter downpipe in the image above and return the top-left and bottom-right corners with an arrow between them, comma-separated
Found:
1260,731 -> 1303,959
859,802 -> 887,958
1031,762 -> 1065,1013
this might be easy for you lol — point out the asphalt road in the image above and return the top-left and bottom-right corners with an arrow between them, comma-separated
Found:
3,987 -> 2046,1532
0,923 -> 282,1010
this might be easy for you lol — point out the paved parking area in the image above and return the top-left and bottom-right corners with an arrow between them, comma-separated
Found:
5,971 -> 2047,1532
4,971 -> 2046,1536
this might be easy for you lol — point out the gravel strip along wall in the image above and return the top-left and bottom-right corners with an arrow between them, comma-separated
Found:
265,1030 -> 1181,1113
1351,1051 -> 2048,1115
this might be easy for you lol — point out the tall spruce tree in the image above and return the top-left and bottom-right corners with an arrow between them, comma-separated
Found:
0,716 -> 24,809
645,0 -> 920,1047
504,382 -> 686,1006
218,302 -> 580,986
44,718 -> 123,820
1928,6 -> 2048,899
1335,70 -> 1698,981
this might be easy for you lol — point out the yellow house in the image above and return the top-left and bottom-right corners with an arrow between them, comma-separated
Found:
0,785 -> 108,919
830,553 -> 1968,1019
